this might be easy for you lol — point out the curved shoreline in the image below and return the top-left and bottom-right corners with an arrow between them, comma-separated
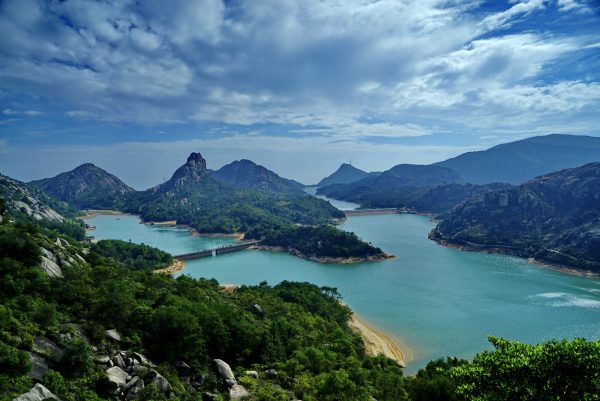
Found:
250,245 -> 395,264
348,314 -> 411,367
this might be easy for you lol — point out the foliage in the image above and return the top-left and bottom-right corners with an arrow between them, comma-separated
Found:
90,239 -> 173,271
405,357 -> 467,401
452,336 -> 600,401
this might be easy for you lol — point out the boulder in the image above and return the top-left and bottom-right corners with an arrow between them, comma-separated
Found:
39,249 -> 63,278
147,370 -> 172,393
95,354 -> 111,365
213,359 -> 236,384
125,377 -> 144,400
253,304 -> 263,314
112,354 -> 125,368
132,365 -> 149,376
264,369 -> 278,378
12,383 -> 61,401
106,366 -> 128,390
27,352 -> 49,381
245,370 -> 259,379
105,329 -> 123,342
32,336 -> 64,362
229,384 -> 250,399
132,352 -> 150,365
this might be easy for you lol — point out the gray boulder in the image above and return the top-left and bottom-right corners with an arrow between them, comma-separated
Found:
105,329 -> 123,342
112,354 -> 125,368
12,383 -> 60,401
126,378 -> 144,400
39,248 -> 63,278
245,370 -> 259,379
27,352 -> 49,381
95,354 -> 111,365
264,369 -> 278,378
229,384 -> 250,399
147,370 -> 172,393
106,366 -> 128,390
213,359 -> 236,384
132,352 -> 150,365
253,304 -> 263,314
32,336 -> 64,362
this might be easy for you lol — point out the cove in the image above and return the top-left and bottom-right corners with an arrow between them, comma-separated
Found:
87,213 -> 600,374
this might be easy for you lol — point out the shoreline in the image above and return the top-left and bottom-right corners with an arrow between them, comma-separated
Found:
80,209 -> 128,219
348,313 -> 412,367
431,236 -> 599,279
250,245 -> 395,264
153,260 -> 184,275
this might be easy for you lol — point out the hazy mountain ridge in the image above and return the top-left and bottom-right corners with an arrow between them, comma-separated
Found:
213,159 -> 305,196
317,163 -> 375,187
434,134 -> 600,184
30,163 -> 135,210
430,162 -> 600,272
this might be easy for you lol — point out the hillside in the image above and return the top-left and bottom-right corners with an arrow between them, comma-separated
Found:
317,164 -> 463,206
213,159 -> 305,196
30,163 -> 135,209
434,134 -> 600,184
125,152 -> 384,261
317,163 -> 373,187
430,162 -> 600,272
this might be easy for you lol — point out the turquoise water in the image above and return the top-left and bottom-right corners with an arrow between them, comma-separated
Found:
304,186 -> 360,210
87,213 -> 600,374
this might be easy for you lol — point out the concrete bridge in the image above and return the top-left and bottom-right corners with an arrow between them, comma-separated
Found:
344,208 -> 399,216
173,240 -> 259,261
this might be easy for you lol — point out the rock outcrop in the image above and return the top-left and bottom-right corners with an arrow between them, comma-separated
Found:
12,383 -> 61,401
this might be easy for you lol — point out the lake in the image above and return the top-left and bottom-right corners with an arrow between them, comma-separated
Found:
87,213 -> 600,374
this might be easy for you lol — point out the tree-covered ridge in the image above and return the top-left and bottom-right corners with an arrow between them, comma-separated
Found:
213,159 -> 305,196
317,163 -> 374,187
90,240 -> 173,271
431,162 -> 600,272
29,163 -> 135,210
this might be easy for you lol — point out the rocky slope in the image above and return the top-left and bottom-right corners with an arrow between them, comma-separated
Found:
430,162 -> 600,272
0,173 -> 65,222
30,163 -> 134,209
434,134 -> 600,184
212,159 -> 305,196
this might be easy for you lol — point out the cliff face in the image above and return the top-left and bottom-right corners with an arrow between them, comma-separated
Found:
432,162 -> 600,272
30,163 -> 134,209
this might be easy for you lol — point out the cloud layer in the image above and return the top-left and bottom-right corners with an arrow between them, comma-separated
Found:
0,0 -> 598,184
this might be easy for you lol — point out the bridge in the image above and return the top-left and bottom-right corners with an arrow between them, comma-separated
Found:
344,208 -> 399,216
173,240 -> 259,261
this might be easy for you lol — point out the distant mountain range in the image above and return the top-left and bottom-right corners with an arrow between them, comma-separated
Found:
316,134 -> 600,212
29,163 -> 134,209
213,159 -> 305,196
434,134 -> 600,184
430,162 -> 600,272
316,163 -> 376,187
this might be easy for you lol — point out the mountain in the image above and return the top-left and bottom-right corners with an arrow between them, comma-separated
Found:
317,164 -> 463,205
430,162 -> 600,273
30,163 -> 134,209
1,173 -> 65,222
213,159 -> 305,195
434,134 -> 600,184
317,163 -> 373,187
125,152 -> 381,260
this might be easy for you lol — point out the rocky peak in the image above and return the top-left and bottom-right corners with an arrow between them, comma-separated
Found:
161,152 -> 209,191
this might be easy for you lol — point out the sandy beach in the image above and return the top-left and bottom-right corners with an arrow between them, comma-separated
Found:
80,209 -> 127,219
153,260 -> 184,275
348,314 -> 411,367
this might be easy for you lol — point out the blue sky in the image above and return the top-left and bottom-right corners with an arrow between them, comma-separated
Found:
0,0 -> 599,188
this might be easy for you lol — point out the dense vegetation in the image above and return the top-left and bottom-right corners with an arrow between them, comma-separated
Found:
2,192 -> 600,400
30,163 -> 135,210
90,240 -> 173,271
432,162 -> 600,273
250,224 -> 384,259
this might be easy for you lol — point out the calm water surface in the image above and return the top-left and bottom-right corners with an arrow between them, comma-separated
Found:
87,213 -> 600,374
303,186 -> 360,210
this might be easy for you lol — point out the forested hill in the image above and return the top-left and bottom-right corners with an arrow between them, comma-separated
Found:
434,134 -> 600,184
124,152 -> 384,260
317,163 -> 373,187
431,162 -> 600,273
2,194 -> 600,401
29,163 -> 135,210
212,159 -> 305,196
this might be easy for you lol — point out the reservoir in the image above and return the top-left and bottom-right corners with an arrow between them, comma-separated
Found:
88,213 -> 600,374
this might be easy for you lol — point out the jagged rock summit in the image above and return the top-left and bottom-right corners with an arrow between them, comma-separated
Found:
157,152 -> 210,192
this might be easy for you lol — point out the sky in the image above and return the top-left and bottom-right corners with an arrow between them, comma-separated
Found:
0,0 -> 599,188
